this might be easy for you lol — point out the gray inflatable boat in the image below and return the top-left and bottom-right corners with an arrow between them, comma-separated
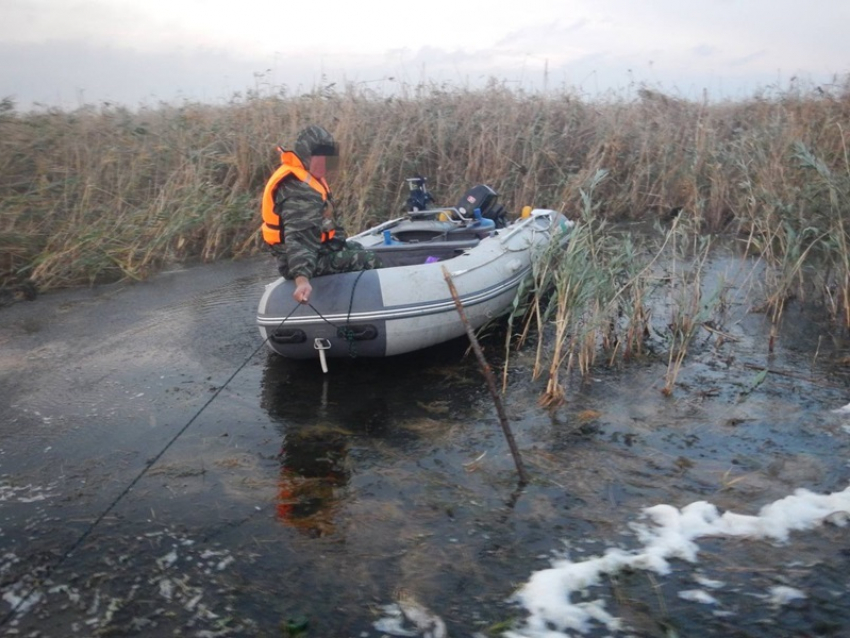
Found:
257,199 -> 573,361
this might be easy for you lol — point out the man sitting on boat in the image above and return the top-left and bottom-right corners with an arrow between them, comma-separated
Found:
261,125 -> 381,304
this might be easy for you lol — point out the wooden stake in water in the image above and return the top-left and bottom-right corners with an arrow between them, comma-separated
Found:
442,267 -> 529,486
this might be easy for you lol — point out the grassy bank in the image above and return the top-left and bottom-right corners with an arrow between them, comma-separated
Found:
2,80 -> 850,398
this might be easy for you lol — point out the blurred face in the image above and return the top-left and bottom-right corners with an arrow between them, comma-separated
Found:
309,154 -> 339,179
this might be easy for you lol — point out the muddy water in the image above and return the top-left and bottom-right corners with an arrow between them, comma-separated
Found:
2,254 -> 850,637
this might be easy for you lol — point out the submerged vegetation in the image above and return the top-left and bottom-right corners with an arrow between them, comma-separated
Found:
2,78 -> 850,399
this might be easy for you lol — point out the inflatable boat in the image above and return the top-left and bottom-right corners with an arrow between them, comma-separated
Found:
257,183 -> 573,361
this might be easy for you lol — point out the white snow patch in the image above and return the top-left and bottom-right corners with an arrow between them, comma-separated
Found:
2,584 -> 43,615
678,589 -> 718,604
693,574 -> 725,589
158,578 -> 174,601
216,555 -> 235,571
373,600 -> 447,638
157,549 -> 178,570
768,585 -> 807,606
830,402 -> 850,414
0,481 -> 58,503
507,484 -> 850,637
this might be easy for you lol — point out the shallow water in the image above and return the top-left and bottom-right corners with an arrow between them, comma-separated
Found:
1,254 -> 850,637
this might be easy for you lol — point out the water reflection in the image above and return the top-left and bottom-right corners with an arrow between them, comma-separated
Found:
259,342 -> 477,536
276,422 -> 349,536
261,360 -> 386,536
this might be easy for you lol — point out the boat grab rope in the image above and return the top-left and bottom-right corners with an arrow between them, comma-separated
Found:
0,301 -> 305,629
305,268 -> 368,358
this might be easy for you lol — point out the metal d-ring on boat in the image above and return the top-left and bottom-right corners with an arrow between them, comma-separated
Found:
313,337 -> 331,372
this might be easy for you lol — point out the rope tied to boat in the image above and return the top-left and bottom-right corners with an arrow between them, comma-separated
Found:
303,268 -> 368,359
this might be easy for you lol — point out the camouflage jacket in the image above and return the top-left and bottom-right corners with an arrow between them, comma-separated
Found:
272,176 -> 345,280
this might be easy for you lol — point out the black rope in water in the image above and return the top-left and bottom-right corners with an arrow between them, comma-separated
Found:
0,301 -> 304,629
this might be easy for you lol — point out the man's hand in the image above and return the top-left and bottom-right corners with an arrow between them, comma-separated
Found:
293,276 -> 312,304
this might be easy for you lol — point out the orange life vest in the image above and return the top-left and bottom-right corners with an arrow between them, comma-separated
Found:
260,150 -> 335,246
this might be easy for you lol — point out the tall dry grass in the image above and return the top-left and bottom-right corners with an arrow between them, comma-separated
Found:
3,78 -> 849,292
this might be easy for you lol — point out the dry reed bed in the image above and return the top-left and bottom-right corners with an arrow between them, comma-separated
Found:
2,82 -> 850,399
1,82 -> 847,287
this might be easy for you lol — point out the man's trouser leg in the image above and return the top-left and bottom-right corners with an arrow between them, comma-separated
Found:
316,242 -> 381,276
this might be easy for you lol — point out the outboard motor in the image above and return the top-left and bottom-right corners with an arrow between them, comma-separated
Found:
456,184 -> 508,228
405,176 -> 435,212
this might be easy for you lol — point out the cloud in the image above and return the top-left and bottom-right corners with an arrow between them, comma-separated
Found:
2,0 -> 151,46
0,40 -> 270,108
730,50 -> 769,68
0,0 -> 846,109
495,18 -> 591,51
692,45 -> 717,58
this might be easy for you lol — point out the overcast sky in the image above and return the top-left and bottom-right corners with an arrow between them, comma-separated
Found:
1,0 -> 847,109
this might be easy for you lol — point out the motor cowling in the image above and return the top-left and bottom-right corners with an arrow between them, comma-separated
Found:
456,184 -> 508,228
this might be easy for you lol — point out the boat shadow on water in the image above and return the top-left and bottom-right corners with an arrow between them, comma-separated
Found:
258,338 -> 485,537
